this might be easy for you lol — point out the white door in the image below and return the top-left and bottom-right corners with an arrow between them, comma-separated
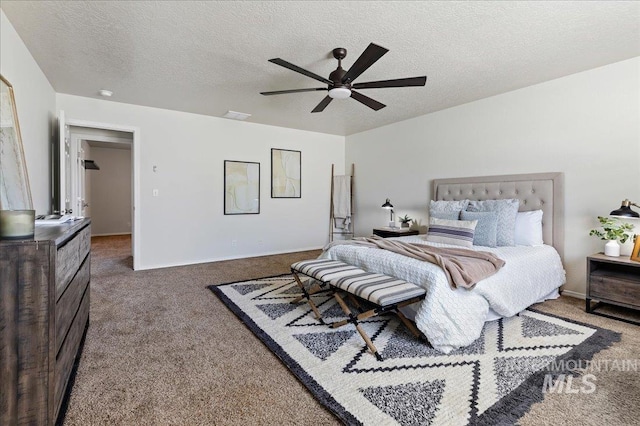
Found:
58,110 -> 73,214
76,139 -> 87,217
59,111 -> 88,216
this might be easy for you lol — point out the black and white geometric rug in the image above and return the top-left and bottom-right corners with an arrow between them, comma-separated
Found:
208,275 -> 620,426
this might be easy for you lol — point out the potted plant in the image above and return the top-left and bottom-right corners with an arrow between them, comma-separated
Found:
399,214 -> 412,228
589,216 -> 634,257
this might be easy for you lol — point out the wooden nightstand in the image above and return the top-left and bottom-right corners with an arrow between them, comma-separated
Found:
586,253 -> 640,325
373,227 -> 419,238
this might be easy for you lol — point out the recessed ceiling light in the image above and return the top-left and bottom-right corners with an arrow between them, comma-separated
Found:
98,89 -> 113,97
223,110 -> 251,121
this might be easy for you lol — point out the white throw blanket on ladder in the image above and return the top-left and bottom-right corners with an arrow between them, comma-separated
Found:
333,175 -> 351,231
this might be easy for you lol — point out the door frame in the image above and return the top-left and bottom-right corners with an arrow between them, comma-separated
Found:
70,133 -> 132,218
63,116 -> 141,270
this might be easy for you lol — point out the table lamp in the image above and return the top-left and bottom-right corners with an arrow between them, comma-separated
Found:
382,198 -> 395,228
610,199 -> 639,218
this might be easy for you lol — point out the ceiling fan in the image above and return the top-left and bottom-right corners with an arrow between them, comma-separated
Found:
260,43 -> 427,113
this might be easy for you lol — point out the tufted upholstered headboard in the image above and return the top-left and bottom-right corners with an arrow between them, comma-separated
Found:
432,172 -> 564,261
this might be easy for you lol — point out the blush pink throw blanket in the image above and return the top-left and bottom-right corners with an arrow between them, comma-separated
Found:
325,237 -> 505,289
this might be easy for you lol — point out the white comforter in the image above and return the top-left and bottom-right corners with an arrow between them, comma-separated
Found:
320,235 -> 566,353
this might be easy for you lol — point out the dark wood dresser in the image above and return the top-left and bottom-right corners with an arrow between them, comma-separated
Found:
1,218 -> 91,425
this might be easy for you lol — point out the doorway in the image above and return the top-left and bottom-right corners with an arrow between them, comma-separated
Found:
57,112 -> 141,270
73,130 -> 132,235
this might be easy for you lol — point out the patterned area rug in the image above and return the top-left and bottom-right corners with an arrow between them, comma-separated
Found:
208,275 -> 620,426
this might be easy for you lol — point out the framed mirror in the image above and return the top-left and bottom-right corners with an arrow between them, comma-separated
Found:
0,75 -> 33,209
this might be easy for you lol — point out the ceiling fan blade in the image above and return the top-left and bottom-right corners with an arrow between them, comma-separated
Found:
341,43 -> 389,84
350,90 -> 385,111
261,87 -> 327,96
311,96 -> 333,113
353,76 -> 427,90
269,58 -> 332,85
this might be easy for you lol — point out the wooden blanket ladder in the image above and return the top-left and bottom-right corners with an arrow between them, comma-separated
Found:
329,163 -> 355,242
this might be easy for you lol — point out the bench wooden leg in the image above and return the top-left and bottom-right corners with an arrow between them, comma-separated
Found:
355,323 -> 382,361
333,292 -> 383,361
347,293 -> 363,312
396,310 -> 421,338
290,281 -> 323,304
291,271 -> 324,323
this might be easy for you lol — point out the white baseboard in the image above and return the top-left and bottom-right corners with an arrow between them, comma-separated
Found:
561,290 -> 586,299
135,246 -> 325,271
91,232 -> 132,237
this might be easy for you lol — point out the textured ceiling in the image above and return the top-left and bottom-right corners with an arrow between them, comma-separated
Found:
2,1 -> 639,136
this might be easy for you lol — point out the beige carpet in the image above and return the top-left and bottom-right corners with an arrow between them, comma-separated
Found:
62,235 -> 640,425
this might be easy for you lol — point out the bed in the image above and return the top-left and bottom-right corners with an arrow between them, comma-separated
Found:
320,172 -> 566,353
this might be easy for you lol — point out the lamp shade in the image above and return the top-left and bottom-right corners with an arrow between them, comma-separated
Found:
610,199 -> 640,218
381,198 -> 393,209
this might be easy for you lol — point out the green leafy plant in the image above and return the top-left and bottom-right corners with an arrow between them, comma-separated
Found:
399,214 -> 412,224
589,216 -> 634,243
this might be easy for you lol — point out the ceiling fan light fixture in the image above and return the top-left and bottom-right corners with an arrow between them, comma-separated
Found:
262,43 -> 426,112
328,87 -> 351,99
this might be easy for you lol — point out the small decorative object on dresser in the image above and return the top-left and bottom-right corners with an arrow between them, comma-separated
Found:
586,253 -> 640,325
0,209 -> 35,239
589,216 -> 634,257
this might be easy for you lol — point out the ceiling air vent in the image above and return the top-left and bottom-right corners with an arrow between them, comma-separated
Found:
223,110 -> 251,120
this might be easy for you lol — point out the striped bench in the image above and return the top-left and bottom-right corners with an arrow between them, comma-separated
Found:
291,259 -> 426,361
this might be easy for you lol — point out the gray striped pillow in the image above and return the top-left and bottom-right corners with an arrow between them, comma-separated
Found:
426,217 -> 478,247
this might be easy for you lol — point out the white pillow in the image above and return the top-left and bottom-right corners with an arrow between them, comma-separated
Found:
514,210 -> 544,246
426,217 -> 477,248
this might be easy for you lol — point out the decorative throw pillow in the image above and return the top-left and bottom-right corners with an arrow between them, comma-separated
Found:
429,200 -> 468,221
514,210 -> 544,246
460,211 -> 498,247
466,199 -> 519,246
426,217 -> 477,248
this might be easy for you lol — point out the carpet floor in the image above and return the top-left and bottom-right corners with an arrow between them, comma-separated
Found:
62,235 -> 640,425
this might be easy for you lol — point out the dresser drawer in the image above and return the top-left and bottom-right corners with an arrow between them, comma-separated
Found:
55,254 -> 90,354
55,225 -> 91,300
589,274 -> 640,308
54,286 -> 90,419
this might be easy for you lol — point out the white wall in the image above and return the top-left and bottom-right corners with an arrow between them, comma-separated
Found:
346,57 -> 640,296
0,10 -> 55,214
88,146 -> 132,236
57,94 -> 345,269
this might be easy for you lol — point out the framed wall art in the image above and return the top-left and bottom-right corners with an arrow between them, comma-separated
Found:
271,148 -> 301,198
631,235 -> 640,262
224,160 -> 260,214
0,75 -> 33,210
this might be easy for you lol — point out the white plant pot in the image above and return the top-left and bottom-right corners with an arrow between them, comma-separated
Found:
604,240 -> 620,257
